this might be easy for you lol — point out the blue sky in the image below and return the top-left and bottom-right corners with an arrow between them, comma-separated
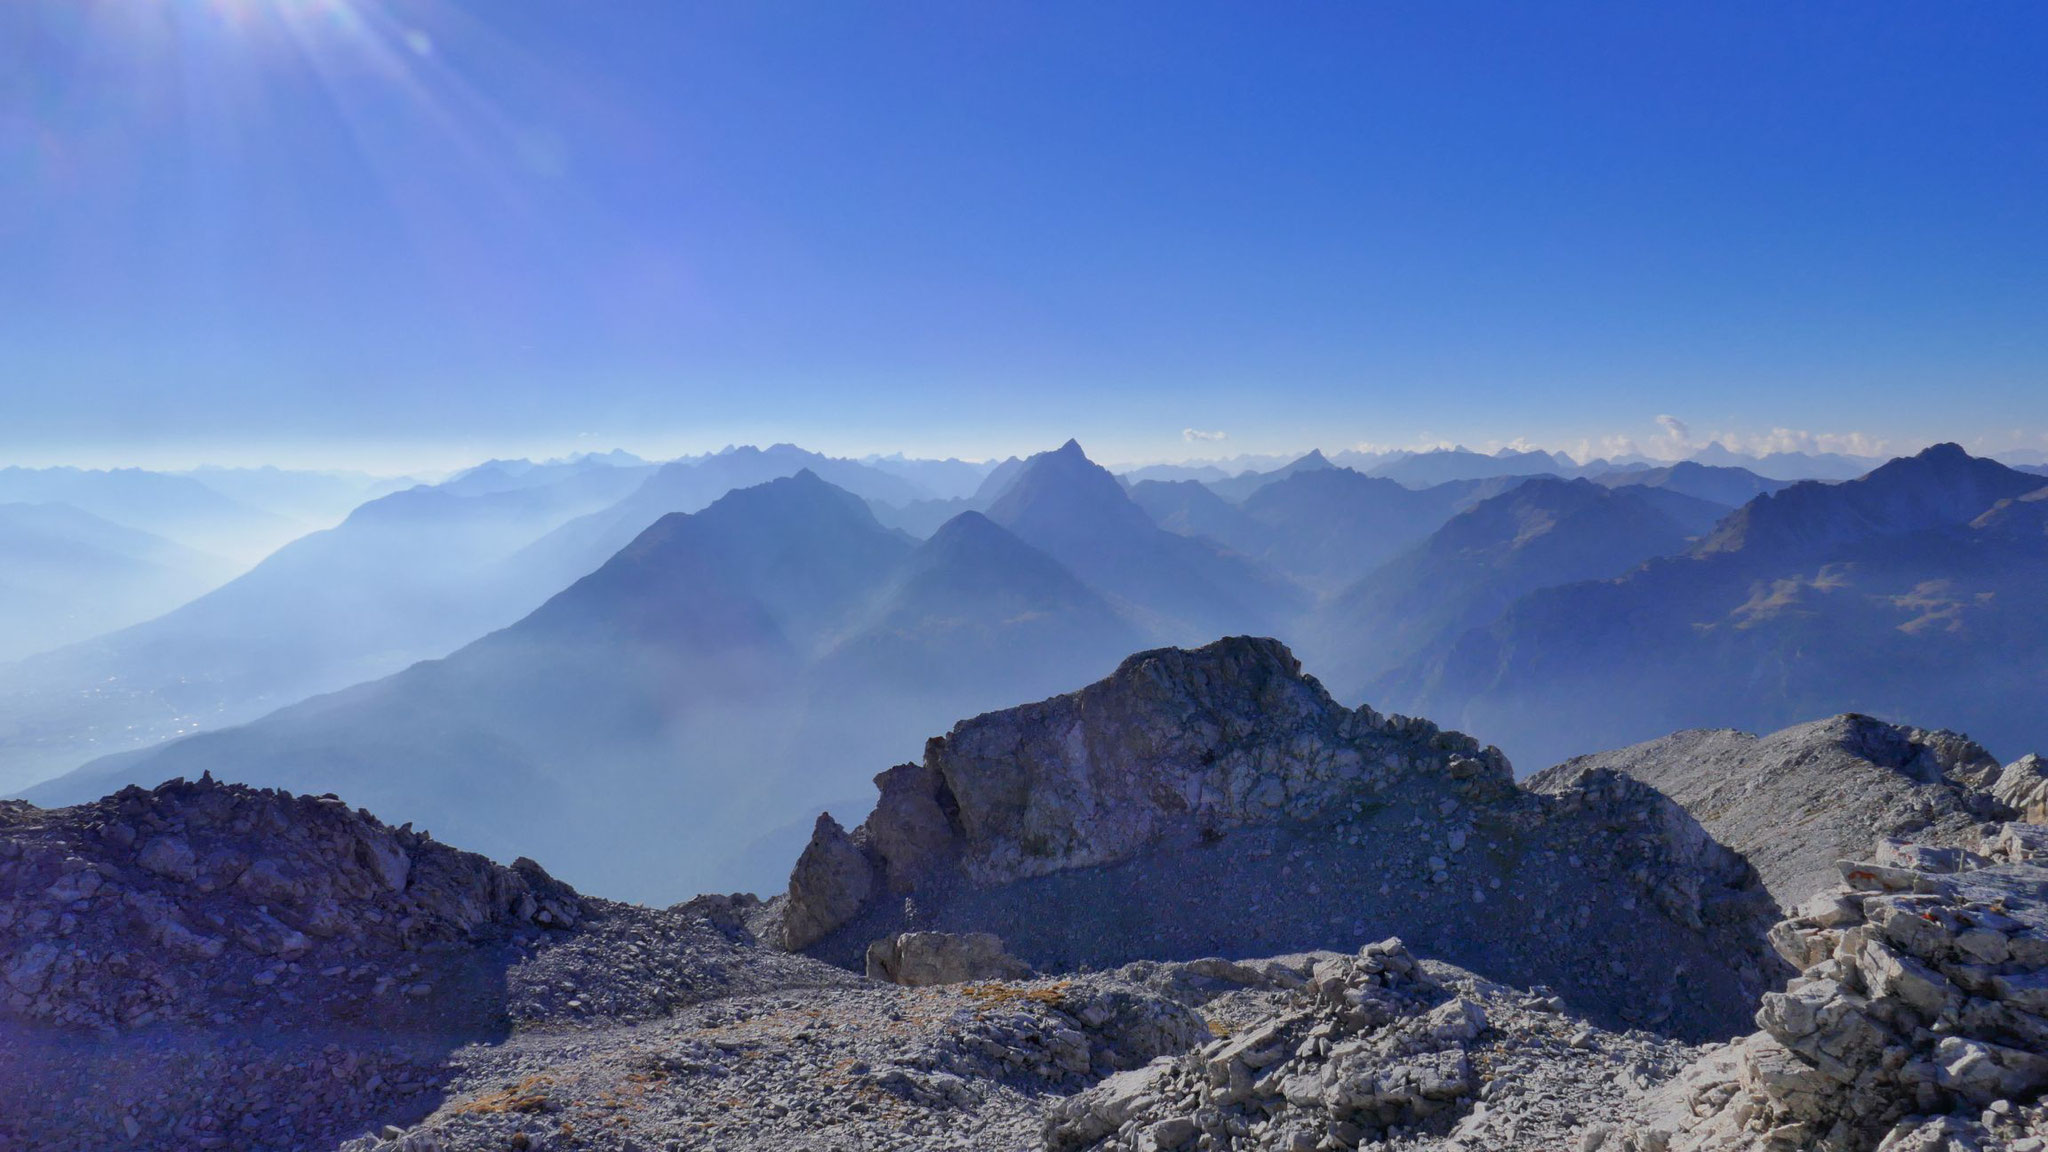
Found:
3,1 -> 2045,470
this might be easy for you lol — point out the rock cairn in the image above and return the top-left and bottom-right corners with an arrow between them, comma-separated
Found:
1646,824 -> 2048,1152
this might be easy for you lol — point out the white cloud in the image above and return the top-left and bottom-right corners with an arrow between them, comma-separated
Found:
1182,428 -> 1228,443
1718,427 -> 1893,459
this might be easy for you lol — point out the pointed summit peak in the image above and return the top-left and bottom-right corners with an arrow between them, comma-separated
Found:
987,438 -> 1152,537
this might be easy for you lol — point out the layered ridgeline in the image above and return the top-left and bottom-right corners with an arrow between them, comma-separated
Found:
0,447 -> 947,795
1302,477 -> 1730,693
25,463 -> 1187,901
0,502 -> 240,663
1130,462 -> 1535,595
0,459 -> 653,793
1381,444 -> 2048,769
9,637 -> 2046,1152
0,464 -> 298,562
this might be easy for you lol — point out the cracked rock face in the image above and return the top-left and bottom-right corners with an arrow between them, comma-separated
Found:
1641,825 -> 2048,1152
770,637 -> 1784,1042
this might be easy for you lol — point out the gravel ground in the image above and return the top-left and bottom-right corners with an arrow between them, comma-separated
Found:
351,944 -> 1710,1152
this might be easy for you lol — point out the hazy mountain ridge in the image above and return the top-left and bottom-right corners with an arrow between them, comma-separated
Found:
29,459 -> 1230,898
985,441 -> 1307,643
0,460 -> 653,792
1306,477 -> 1730,695
0,464 -> 298,562
1381,444 -> 2048,768
0,502 -> 239,662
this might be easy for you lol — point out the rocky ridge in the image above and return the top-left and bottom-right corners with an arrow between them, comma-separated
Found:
0,775 -> 853,1151
1538,717 -> 2021,910
0,772 -> 582,1032
4,638 -> 2047,1151
771,637 -> 1782,1041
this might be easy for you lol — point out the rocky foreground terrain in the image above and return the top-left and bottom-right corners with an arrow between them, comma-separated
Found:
2,637 -> 2045,1151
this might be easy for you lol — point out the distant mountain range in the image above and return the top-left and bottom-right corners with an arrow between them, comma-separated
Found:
1383,444 -> 2048,767
0,461 -> 651,790
1302,477 -> 1730,692
0,465 -> 301,563
1109,442 -> 1893,494
9,437 -> 2045,906
0,445 -> 979,793
29,463 -> 1161,899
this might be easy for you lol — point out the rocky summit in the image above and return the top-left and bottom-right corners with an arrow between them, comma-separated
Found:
2,636 -> 2046,1152
769,637 -> 1781,1041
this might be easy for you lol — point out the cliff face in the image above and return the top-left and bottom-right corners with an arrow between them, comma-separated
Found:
771,637 -> 1784,1041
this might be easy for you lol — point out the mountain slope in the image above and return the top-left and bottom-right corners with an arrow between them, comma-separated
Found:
818,511 -> 1142,699
1595,460 -> 1790,507
0,463 -> 649,793
0,503 -> 238,661
1203,449 -> 1335,503
985,441 -> 1306,642
1383,445 -> 2048,768
1532,714 -> 2011,909
0,465 -> 298,562
1234,469 -> 1533,593
1126,478 -> 1258,543
508,443 -> 924,593
27,472 -> 911,900
1306,478 -> 1713,697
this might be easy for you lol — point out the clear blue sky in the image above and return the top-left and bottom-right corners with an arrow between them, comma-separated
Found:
4,1 -> 2045,470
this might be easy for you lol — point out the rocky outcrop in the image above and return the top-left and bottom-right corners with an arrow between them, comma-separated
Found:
0,775 -> 859,1152
771,637 -> 1784,1041
1993,754 -> 2048,823
1538,715 -> 2017,910
866,930 -> 1032,986
0,773 -> 580,1032
1641,825 -> 2048,1152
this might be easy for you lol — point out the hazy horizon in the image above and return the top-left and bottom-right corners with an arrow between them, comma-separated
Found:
6,422 -> 2047,479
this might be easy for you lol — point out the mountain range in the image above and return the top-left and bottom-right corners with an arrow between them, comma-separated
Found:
28,463 -> 1158,899
1386,444 -> 2048,767
8,437 -> 2046,906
